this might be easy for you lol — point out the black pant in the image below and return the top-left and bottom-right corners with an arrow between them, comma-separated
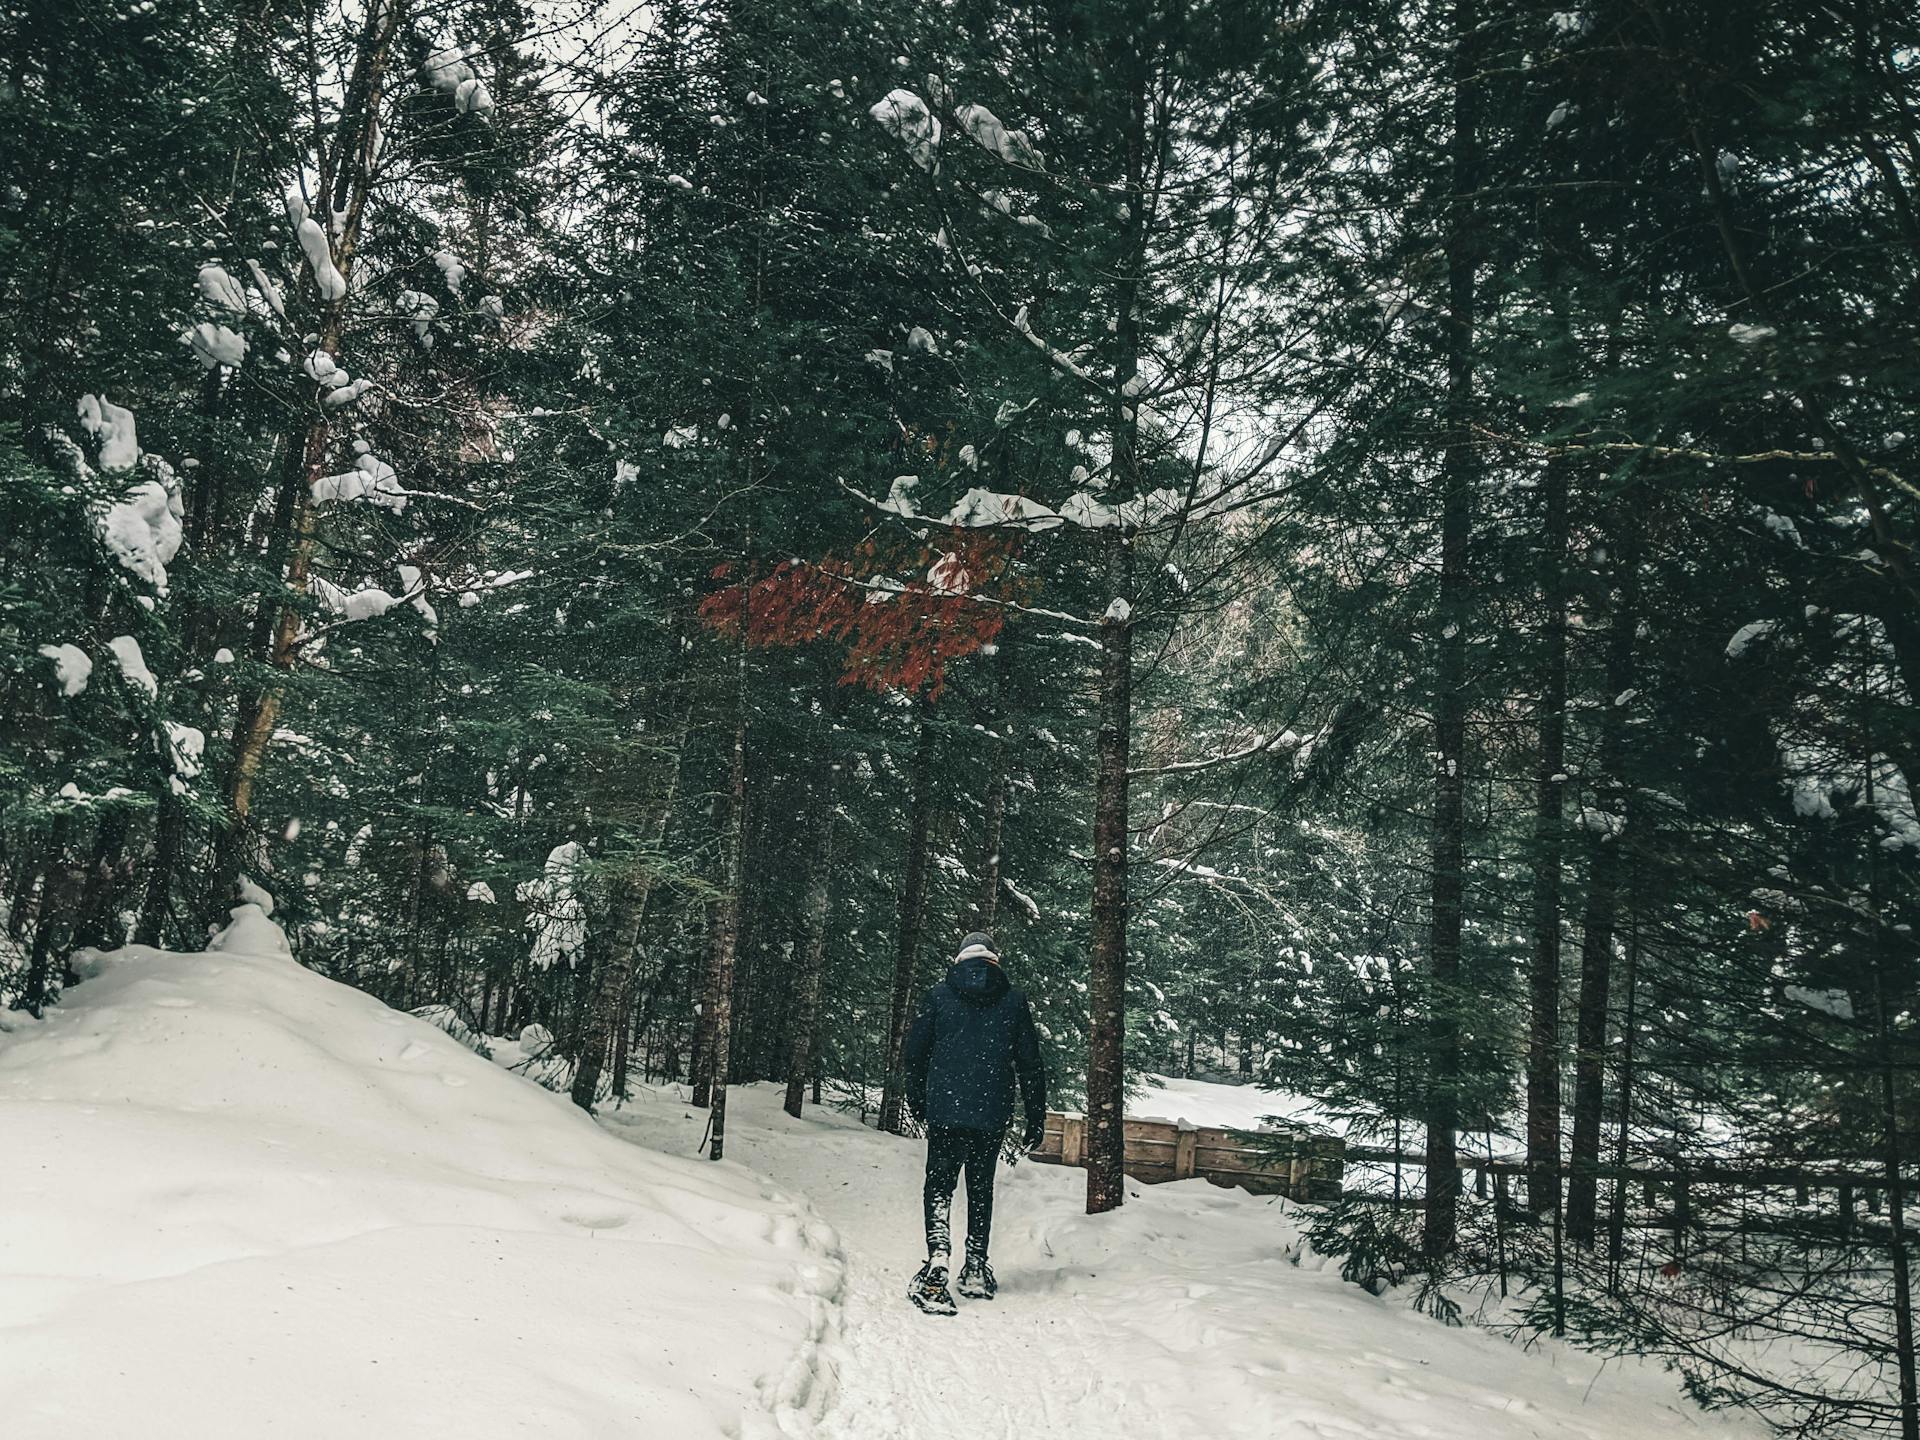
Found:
924,1125 -> 1002,1261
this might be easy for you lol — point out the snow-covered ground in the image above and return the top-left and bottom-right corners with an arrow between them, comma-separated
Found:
1,913 -> 1766,1439
606,1084 -> 1768,1440
0,902 -> 838,1439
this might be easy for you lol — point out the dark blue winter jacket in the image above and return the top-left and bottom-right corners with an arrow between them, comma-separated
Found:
902,956 -> 1047,1135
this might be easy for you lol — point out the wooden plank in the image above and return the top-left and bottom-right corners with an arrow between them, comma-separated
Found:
1174,1127 -> 1198,1181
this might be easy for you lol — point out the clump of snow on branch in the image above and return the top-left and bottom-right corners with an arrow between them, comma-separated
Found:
77,394 -> 140,471
244,259 -> 286,319
312,453 -> 404,512
285,192 -> 347,302
84,407 -> 184,594
432,249 -> 467,298
869,89 -> 940,171
397,289 -> 439,346
107,635 -> 158,698
183,321 -> 247,369
519,842 -> 588,971
954,103 -> 1043,169
873,477 -> 1186,535
163,721 -> 205,790
38,643 -> 92,697
196,263 -> 249,313
1725,619 -> 1777,659
424,47 -> 495,117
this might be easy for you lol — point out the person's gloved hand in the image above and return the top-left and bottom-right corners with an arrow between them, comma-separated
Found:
1023,1116 -> 1046,1151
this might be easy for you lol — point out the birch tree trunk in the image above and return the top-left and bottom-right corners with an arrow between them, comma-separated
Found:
213,0 -> 407,908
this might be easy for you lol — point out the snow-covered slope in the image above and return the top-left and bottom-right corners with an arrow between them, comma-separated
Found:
606,1084 -> 1768,1440
0,903 -> 841,1440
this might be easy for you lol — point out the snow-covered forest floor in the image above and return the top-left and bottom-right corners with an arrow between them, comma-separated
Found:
608,1085 -> 1765,1440
1,901 -> 1768,1439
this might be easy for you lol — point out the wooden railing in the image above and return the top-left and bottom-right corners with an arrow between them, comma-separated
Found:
1030,1112 -> 1344,1203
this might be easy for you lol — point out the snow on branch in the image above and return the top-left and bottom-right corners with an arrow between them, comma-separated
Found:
868,89 -> 940,172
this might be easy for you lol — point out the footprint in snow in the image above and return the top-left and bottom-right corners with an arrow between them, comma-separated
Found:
440,1073 -> 467,1087
398,1040 -> 430,1062
561,1212 -> 630,1231
153,997 -> 195,1008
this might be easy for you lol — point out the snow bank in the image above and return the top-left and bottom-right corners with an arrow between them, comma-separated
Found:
0,904 -> 843,1439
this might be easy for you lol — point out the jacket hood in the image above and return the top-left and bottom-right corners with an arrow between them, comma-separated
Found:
945,954 -> 1009,1007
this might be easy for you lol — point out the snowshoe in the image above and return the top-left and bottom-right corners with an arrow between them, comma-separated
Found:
957,1254 -> 997,1301
908,1261 -> 957,1316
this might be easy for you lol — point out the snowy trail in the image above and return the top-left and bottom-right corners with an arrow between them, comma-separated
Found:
603,1085 -> 1768,1440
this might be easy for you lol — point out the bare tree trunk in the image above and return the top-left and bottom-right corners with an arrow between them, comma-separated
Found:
878,711 -> 937,1135
1527,454 -> 1570,1216
706,662 -> 749,1163
974,644 -> 1012,930
689,885 -> 723,1108
1606,894 -> 1641,1281
1866,677 -> 1918,1439
1423,0 -> 1482,1263
1086,525 -> 1135,1215
1566,539 -> 1640,1248
783,760 -> 838,1119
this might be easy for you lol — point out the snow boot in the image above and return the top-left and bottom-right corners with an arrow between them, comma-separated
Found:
957,1253 -> 997,1301
908,1260 -> 957,1316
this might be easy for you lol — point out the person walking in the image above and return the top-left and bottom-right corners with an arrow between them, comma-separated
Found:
901,930 -> 1047,1315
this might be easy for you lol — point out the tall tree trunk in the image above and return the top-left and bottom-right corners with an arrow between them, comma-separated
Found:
877,711 -> 937,1135
706,661 -> 749,1163
689,881 -> 723,1108
1865,664 -> 1918,1439
1565,538 -> 1640,1248
1526,454 -> 1570,1215
1423,0 -> 1482,1262
1606,893 -> 1641,1280
214,0 -> 407,909
974,643 -> 1012,931
784,759 -> 839,1119
1086,526 -> 1134,1215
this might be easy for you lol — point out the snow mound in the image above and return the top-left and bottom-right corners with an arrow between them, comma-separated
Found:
0,904 -> 843,1439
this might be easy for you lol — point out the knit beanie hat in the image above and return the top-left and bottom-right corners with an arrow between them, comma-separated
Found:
954,931 -> 999,963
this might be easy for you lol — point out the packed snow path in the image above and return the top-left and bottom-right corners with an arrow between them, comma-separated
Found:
605,1085 -> 1765,1440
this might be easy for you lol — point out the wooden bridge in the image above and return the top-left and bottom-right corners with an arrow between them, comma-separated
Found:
1030,1111 -> 1345,1202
